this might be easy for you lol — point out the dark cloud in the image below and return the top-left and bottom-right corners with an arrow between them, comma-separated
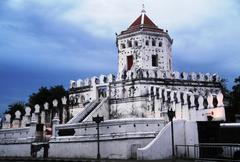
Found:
0,0 -> 239,115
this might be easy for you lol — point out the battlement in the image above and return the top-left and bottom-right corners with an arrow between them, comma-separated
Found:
70,74 -> 115,89
69,70 -> 221,90
117,69 -> 221,82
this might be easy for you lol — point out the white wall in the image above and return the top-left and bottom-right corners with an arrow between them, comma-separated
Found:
49,118 -> 166,159
0,144 -> 31,157
49,138 -> 152,159
137,120 -> 199,160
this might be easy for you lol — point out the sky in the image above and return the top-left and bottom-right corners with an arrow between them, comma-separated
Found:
0,0 -> 240,115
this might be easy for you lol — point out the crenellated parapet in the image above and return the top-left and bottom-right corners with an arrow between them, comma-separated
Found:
70,73 -> 116,89
116,69 -> 221,83
172,71 -> 221,82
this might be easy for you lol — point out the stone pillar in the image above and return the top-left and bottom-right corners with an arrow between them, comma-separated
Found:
163,89 -> 167,102
52,113 -> 60,138
182,93 -> 189,120
189,94 -> 197,121
2,114 -> 11,129
34,104 -> 40,123
217,92 -> 224,107
198,96 -> 204,110
154,88 -> 162,118
92,78 -> 99,100
44,102 -> 50,124
12,110 -> 21,128
52,99 -> 58,118
170,91 -> 176,120
197,95 -> 205,120
207,93 -> 213,108
22,106 -> 31,127
41,111 -> 46,124
175,91 -> 182,119
61,96 -> 67,124
29,113 -> 37,140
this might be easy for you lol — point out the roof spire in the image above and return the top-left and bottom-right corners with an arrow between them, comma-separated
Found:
141,4 -> 146,14
141,4 -> 146,25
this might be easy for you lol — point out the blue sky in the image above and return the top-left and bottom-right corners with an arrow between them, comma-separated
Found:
0,0 -> 240,115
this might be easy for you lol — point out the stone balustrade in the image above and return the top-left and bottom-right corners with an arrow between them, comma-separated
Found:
156,88 -> 225,121
1,96 -> 68,129
0,114 -> 37,144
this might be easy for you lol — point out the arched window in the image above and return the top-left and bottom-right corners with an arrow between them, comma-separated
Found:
152,39 -> 156,46
127,41 -> 132,48
146,40 -> 149,46
134,41 -> 138,47
159,41 -> 162,47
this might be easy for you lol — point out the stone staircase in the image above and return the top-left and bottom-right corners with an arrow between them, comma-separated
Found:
67,99 -> 101,124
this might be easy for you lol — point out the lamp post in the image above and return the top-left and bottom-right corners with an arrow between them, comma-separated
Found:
92,115 -> 104,161
167,108 -> 175,160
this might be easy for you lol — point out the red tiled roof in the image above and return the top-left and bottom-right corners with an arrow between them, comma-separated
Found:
118,11 -> 172,43
129,14 -> 157,29
120,13 -> 164,35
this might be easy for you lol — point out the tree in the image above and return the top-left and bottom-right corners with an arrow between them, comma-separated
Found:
28,87 -> 51,109
3,85 -> 68,123
28,85 -> 68,110
28,85 -> 68,123
231,76 -> 240,114
4,101 -> 25,121
220,78 -> 229,96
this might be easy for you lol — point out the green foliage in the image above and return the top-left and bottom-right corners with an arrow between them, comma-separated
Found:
231,76 -> 240,113
28,85 -> 68,111
4,85 -> 68,119
220,78 -> 229,95
5,101 -> 25,120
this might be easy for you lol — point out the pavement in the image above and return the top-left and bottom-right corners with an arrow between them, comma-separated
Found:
0,158 -> 195,162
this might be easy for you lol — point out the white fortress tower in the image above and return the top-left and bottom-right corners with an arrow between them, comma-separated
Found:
117,7 -> 173,77
0,6 -> 227,160
67,7 -> 224,120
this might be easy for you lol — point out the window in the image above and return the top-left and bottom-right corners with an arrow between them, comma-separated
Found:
127,55 -> 133,70
152,55 -> 158,67
81,95 -> 85,103
146,40 -> 149,46
134,41 -> 138,47
152,39 -> 156,46
169,59 -> 172,71
127,41 -> 132,48
159,42 -> 162,47
121,43 -> 126,49
156,88 -> 159,99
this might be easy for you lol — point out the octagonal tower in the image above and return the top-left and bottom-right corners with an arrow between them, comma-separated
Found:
116,8 -> 173,77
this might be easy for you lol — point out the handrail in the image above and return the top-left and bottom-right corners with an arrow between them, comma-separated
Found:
67,99 -> 100,124
175,143 -> 240,161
